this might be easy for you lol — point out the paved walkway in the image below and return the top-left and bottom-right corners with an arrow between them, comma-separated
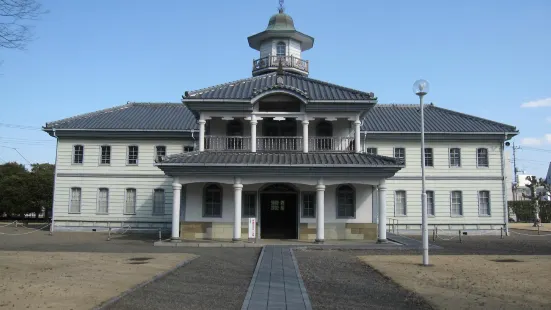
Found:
242,246 -> 312,310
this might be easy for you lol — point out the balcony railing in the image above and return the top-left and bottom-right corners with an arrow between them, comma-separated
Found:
252,55 -> 309,75
204,136 -> 356,152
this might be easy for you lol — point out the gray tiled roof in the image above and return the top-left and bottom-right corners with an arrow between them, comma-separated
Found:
158,151 -> 402,167
44,102 -> 517,134
184,72 -> 376,101
44,103 -> 196,130
362,104 -> 517,133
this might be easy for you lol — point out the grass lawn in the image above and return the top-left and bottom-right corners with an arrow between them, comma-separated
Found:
359,255 -> 551,310
0,251 -> 196,309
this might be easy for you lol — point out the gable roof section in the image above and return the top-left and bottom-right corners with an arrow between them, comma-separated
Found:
43,103 -> 517,135
363,104 -> 517,133
43,103 -> 196,131
183,72 -> 376,101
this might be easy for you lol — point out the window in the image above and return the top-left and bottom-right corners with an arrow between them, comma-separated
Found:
203,184 -> 222,217
100,145 -> 111,165
153,189 -> 165,215
242,192 -> 256,217
478,191 -> 490,216
125,188 -> 137,214
127,146 -> 139,165
73,145 -> 84,164
394,147 -> 406,164
316,121 -> 333,151
69,187 -> 81,213
395,190 -> 407,216
365,148 -> 377,155
449,148 -> 461,167
226,120 -> 244,150
424,148 -> 434,167
276,41 -> 286,56
97,188 -> 109,214
336,185 -> 355,218
477,148 -> 489,167
155,145 -> 166,162
184,146 -> 194,152
451,191 -> 463,216
302,192 -> 316,218
426,191 -> 435,216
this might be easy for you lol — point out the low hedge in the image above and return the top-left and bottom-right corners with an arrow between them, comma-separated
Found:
508,200 -> 551,222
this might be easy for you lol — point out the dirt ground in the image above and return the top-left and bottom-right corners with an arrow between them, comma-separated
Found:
359,255 -> 551,310
509,223 -> 551,232
0,251 -> 196,310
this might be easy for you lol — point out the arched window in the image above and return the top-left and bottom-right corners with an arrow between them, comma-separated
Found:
203,183 -> 222,217
226,120 -> 244,150
336,185 -> 355,218
276,42 -> 286,56
316,121 -> 333,150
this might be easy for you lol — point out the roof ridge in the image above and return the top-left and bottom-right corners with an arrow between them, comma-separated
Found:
284,72 -> 374,97
186,73 -> 276,97
44,102 -> 136,127
431,105 -> 517,132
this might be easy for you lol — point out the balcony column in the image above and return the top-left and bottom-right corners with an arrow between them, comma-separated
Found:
354,120 -> 361,153
171,177 -> 182,241
233,177 -> 243,242
315,179 -> 325,243
302,120 -> 309,153
198,119 -> 206,151
378,179 -> 388,243
251,116 -> 257,153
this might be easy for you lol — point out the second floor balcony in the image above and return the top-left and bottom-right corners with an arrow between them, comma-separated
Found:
204,136 -> 356,152
252,55 -> 309,76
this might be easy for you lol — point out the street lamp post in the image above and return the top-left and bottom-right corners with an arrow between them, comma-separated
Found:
413,79 -> 430,266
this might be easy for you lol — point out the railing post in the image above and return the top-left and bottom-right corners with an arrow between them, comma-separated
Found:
302,120 -> 309,153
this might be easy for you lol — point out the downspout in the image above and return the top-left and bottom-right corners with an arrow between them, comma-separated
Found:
50,128 -> 59,234
501,132 -> 509,236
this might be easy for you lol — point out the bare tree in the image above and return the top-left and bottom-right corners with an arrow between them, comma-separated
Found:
0,0 -> 47,50
522,176 -> 551,227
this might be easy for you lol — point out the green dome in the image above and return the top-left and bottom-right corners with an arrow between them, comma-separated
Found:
266,11 -> 295,31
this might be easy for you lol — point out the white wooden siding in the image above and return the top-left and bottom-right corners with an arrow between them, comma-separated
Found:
260,41 -> 273,58
288,39 -> 302,58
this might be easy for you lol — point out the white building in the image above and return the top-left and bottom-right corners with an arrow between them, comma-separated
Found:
43,8 -> 518,242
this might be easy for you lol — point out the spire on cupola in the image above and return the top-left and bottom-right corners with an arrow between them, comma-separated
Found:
248,0 -> 315,77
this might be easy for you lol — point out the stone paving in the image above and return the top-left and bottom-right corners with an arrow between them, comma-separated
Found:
242,246 -> 312,310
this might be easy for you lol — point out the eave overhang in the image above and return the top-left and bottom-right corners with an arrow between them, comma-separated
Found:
247,30 -> 314,51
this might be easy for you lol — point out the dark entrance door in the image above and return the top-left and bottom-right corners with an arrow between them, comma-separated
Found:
260,193 -> 298,239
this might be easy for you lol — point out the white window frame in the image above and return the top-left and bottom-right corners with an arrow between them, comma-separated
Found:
97,188 -> 109,214
124,188 -> 137,215
203,183 -> 223,218
276,41 -> 286,56
478,190 -> 491,216
426,190 -> 435,216
183,145 -> 194,152
336,184 -> 356,219
127,145 -> 139,165
301,191 -> 316,218
450,191 -> 463,217
72,144 -> 84,165
394,190 -> 407,216
99,145 -> 111,165
476,148 -> 489,168
424,147 -> 434,167
155,145 -> 166,162
242,192 -> 257,218
152,188 -> 165,215
69,187 -> 82,214
449,147 -> 461,167
365,147 -> 377,155
393,147 -> 406,165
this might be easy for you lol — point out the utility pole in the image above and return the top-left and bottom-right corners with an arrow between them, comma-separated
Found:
511,142 -> 521,200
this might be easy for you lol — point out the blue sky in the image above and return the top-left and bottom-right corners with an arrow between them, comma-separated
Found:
1,0 -> 550,178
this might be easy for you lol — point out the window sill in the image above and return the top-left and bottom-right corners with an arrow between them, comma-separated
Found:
68,212 -> 81,214
428,215 -> 436,218
450,215 -> 464,218
126,164 -> 138,166
152,213 -> 165,216
478,214 -> 491,217
124,213 -> 137,215
476,166 -> 489,169
449,166 -> 462,168
99,164 -> 111,166
96,213 -> 109,215
336,216 -> 356,219
203,215 -> 223,218
393,214 -> 408,217
71,163 -> 83,165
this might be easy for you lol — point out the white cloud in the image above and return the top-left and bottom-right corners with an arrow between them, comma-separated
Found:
546,134 -> 551,144
521,137 -> 543,146
521,97 -> 551,108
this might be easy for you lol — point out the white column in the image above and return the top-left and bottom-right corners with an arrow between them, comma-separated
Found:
302,120 -> 309,153
251,116 -> 257,152
315,179 -> 325,243
198,119 -> 206,151
233,178 -> 243,241
354,120 -> 361,153
171,178 -> 182,241
378,179 -> 387,243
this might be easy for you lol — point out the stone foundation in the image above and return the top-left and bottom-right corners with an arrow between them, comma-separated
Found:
298,223 -> 377,241
181,221 -> 377,241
